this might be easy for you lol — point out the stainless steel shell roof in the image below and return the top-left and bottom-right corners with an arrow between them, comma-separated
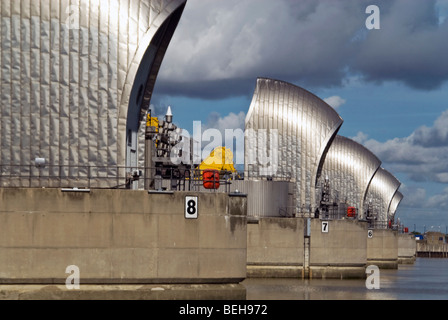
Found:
321,135 -> 381,218
389,191 -> 403,219
231,180 -> 295,218
0,0 -> 186,187
365,167 -> 401,223
244,77 -> 343,214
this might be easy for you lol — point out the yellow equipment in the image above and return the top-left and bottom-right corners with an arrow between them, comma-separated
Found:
199,147 -> 237,173
146,113 -> 159,131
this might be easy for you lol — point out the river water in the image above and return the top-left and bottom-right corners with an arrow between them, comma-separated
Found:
243,258 -> 448,300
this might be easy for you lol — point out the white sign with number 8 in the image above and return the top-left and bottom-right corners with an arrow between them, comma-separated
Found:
185,196 -> 198,219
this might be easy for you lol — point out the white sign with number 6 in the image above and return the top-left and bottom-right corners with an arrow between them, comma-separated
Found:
185,196 -> 198,219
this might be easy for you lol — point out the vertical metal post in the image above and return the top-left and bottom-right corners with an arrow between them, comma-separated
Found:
29,164 -> 32,187
303,217 -> 311,279
145,111 -> 157,190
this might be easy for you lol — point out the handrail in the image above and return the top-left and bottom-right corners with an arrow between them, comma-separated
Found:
0,164 -> 239,193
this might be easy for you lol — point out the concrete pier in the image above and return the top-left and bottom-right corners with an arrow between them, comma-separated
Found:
309,219 -> 367,279
0,188 -> 247,299
398,234 -> 417,264
247,217 -> 416,278
0,283 -> 246,300
367,229 -> 399,269
247,217 -> 368,279
247,218 -> 304,278
0,187 -> 418,299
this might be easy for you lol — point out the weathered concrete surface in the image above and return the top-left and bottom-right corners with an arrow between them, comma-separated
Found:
247,218 -> 304,278
310,219 -> 368,279
367,229 -> 398,269
0,188 -> 247,287
398,234 -> 416,264
0,283 -> 246,300
247,217 -> 368,279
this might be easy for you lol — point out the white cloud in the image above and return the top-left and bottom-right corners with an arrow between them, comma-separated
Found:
351,131 -> 369,144
399,184 -> 426,207
435,0 -> 448,25
363,136 -> 448,183
409,109 -> 448,147
204,111 -> 246,132
202,111 -> 246,166
348,109 -> 448,185
351,109 -> 448,214
427,187 -> 448,209
324,96 -> 346,110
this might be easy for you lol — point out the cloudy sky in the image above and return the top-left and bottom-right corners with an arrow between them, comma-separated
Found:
151,0 -> 448,233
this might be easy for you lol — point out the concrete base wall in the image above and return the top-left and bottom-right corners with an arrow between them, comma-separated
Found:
0,188 -> 247,287
247,217 -> 368,279
310,219 -> 367,279
367,229 -> 398,269
0,283 -> 246,300
398,234 -> 417,264
247,218 -> 304,278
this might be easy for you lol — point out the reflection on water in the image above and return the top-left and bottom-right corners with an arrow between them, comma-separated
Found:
243,258 -> 448,300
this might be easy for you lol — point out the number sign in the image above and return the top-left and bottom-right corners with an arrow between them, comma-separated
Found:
185,196 -> 198,219
322,221 -> 329,233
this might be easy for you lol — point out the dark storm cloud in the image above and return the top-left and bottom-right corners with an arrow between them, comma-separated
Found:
352,0 -> 448,90
154,78 -> 255,100
157,0 -> 448,99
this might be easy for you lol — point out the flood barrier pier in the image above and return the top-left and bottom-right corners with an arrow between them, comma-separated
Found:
0,188 -> 247,300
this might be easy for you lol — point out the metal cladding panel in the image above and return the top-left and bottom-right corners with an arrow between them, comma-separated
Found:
389,191 -> 403,219
231,180 -> 294,218
321,135 -> 381,218
244,78 -> 343,215
0,0 -> 186,188
365,167 -> 401,223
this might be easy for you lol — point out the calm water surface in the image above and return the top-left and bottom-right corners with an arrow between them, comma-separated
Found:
243,258 -> 448,300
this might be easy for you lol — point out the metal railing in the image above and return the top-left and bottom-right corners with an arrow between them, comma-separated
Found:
0,164 -> 237,193
366,220 -> 388,230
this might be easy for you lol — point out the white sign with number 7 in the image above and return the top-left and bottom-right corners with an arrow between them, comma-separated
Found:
322,221 -> 329,233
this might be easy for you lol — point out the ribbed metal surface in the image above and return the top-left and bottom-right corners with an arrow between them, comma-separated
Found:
244,77 -> 343,215
0,0 -> 186,187
389,190 -> 403,220
365,167 -> 401,224
321,135 -> 381,219
231,180 -> 294,218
